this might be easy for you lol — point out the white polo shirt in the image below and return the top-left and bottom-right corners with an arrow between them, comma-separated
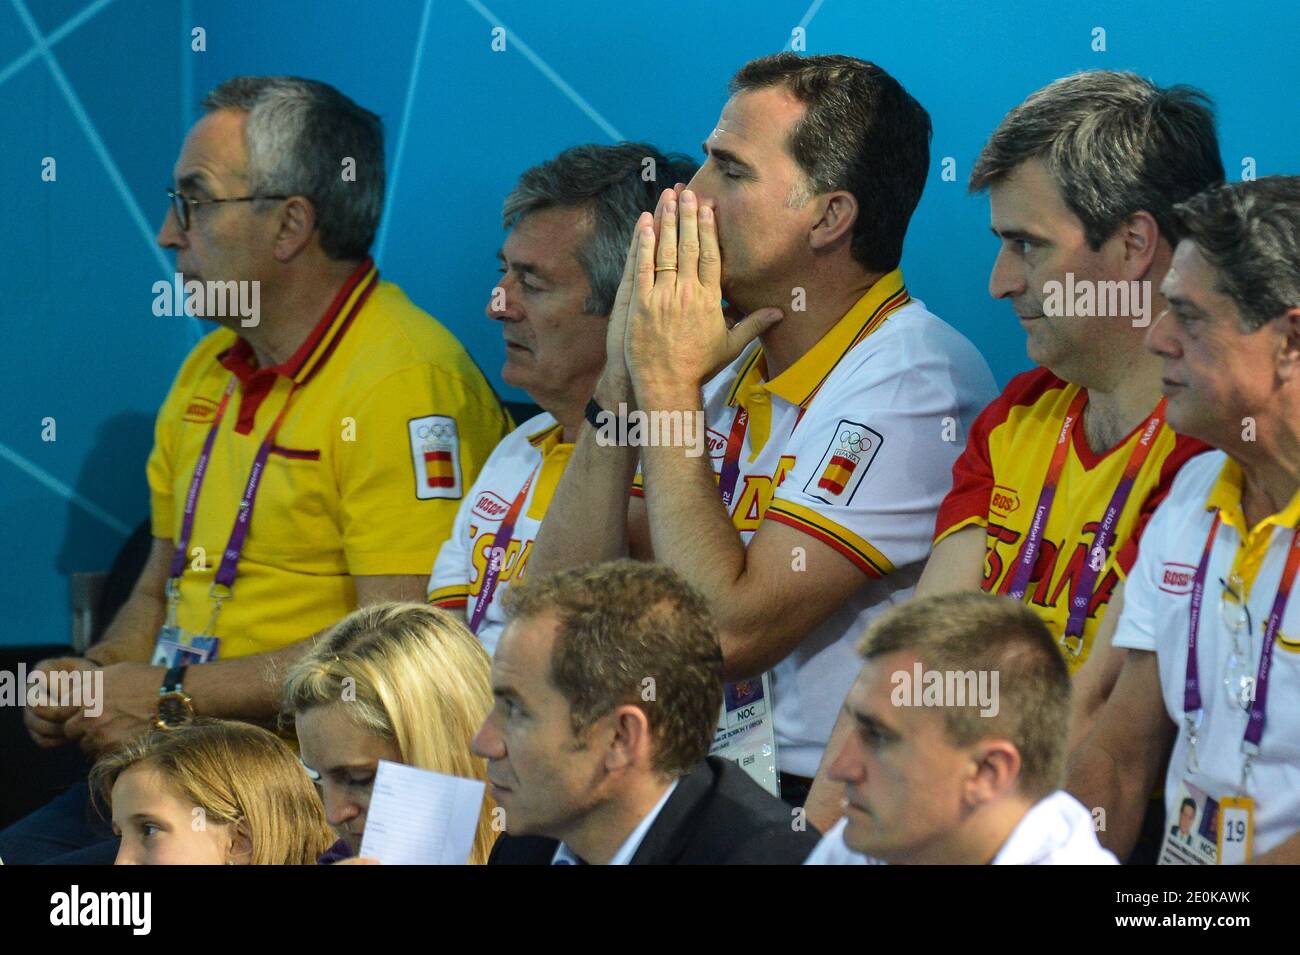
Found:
634,270 -> 996,777
1112,450 -> 1300,858
427,413 -> 573,654
805,791 -> 1117,864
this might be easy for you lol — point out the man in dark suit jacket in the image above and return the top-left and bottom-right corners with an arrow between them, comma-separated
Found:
473,560 -> 818,865
490,756 -> 817,864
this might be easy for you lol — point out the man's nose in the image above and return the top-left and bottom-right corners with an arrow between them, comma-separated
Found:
989,246 -> 1025,301
486,276 -> 520,323
157,205 -> 185,250
471,714 -> 504,760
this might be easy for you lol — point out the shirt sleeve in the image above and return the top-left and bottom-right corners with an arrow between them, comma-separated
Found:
146,348 -> 203,542
427,479 -> 475,610
1109,491 -> 1175,653
336,364 -> 509,576
1114,434 -> 1211,579
765,347 -> 971,578
932,389 -> 1006,545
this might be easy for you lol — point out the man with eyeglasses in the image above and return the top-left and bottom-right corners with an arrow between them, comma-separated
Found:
4,76 -> 509,864
1068,177 -> 1300,865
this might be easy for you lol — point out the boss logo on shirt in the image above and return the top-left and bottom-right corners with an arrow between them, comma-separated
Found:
182,395 -> 220,424
1158,562 -> 1197,595
408,415 -> 462,501
990,485 -> 1021,517
472,491 -> 510,521
706,428 -> 728,460
806,420 -> 882,506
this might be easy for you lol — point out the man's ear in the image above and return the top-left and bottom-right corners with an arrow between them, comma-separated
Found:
963,739 -> 1022,808
1275,307 -> 1300,381
809,190 -> 858,252
604,704 -> 653,774
273,195 -> 317,263
1117,210 -> 1161,280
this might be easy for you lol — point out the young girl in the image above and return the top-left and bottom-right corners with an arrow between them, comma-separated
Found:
282,602 -> 497,864
90,719 -> 335,865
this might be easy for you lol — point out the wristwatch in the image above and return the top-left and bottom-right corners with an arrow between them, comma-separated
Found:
155,665 -> 195,730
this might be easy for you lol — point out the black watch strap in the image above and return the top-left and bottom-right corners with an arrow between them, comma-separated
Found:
584,397 -> 606,429
161,665 -> 188,695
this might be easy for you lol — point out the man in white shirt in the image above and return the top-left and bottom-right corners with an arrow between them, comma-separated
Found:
1069,177 -> 1300,864
530,53 -> 995,806
475,560 -> 818,865
806,591 -> 1116,864
427,143 -> 697,653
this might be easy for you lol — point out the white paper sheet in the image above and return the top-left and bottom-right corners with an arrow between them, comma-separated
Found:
357,760 -> 486,865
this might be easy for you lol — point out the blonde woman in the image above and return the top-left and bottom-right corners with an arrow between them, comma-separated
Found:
89,719 -> 334,865
282,602 -> 497,865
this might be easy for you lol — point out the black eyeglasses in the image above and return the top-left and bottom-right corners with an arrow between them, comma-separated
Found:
166,188 -> 290,231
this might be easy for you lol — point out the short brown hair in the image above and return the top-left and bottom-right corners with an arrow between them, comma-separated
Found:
730,53 -> 931,273
858,592 -> 1071,800
502,560 -> 723,777
969,70 -> 1223,250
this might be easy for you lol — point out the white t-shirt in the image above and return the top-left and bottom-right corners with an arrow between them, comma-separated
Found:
1112,450 -> 1300,858
804,791 -> 1118,864
427,413 -> 572,654
633,272 -> 996,777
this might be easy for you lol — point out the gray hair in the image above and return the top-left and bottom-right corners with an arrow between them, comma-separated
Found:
202,76 -> 384,261
503,143 -> 698,315
1171,176 -> 1300,332
970,70 -> 1224,250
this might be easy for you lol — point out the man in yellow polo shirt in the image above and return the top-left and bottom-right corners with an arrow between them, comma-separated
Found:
7,77 -> 508,863
428,143 -> 698,653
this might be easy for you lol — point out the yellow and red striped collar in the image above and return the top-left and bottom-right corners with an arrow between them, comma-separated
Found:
726,268 -> 910,409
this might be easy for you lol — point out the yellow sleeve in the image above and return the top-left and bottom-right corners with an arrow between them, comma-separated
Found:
336,365 -> 509,576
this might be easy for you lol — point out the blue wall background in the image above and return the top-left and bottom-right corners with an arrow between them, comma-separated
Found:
3,0 -> 1297,646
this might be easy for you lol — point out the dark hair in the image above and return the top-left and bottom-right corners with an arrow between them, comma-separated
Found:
859,591 -> 1071,801
503,143 -> 698,315
970,70 -> 1224,250
1170,176 -> 1300,332
502,560 -> 723,777
730,53 -> 931,273
203,76 -> 384,261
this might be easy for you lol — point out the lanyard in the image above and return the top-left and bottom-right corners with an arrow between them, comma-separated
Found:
1003,392 -> 1166,647
717,406 -> 750,508
1183,510 -> 1300,780
166,375 -> 298,625
468,464 -> 539,634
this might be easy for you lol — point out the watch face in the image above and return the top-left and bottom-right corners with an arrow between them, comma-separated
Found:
157,693 -> 191,727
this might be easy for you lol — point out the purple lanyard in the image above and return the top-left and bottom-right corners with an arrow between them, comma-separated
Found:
468,464 -> 538,634
717,406 -> 750,508
168,376 -> 297,595
1184,513 -> 1300,749
1005,396 -> 1165,642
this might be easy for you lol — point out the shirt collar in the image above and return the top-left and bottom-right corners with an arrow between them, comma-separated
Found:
727,268 -> 909,409
218,257 -> 378,386
526,419 -> 569,455
1204,455 -> 1300,531
551,779 -> 679,865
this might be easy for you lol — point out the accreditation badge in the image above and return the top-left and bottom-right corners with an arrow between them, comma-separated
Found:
149,626 -> 220,667
709,673 -> 778,797
1158,779 -> 1250,864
